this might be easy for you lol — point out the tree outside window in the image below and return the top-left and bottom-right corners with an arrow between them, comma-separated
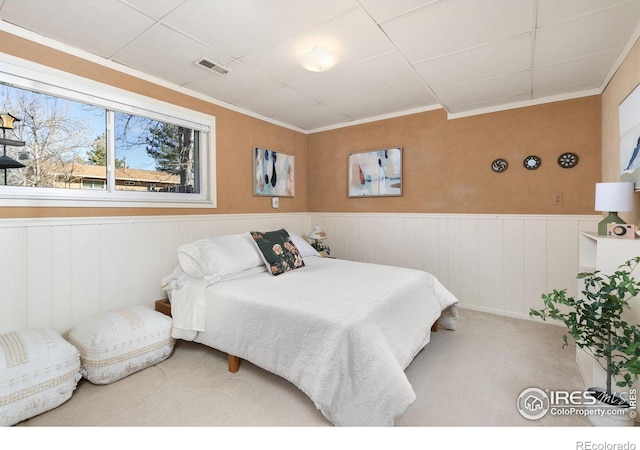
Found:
0,82 -> 200,195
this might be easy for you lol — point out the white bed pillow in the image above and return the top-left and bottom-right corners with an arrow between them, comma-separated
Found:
288,231 -> 320,258
178,233 -> 264,279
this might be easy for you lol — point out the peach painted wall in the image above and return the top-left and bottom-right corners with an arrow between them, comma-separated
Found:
0,31 -> 605,218
307,97 -> 601,214
602,38 -> 640,225
0,32 -> 307,218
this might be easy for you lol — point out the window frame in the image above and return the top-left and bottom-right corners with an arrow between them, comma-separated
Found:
0,54 -> 217,208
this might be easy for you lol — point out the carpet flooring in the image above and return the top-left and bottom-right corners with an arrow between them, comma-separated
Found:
15,308 -> 593,428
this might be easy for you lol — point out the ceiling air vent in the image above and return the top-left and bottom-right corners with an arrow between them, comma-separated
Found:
195,57 -> 229,75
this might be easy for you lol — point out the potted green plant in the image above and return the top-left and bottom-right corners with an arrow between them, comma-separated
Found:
529,257 -> 640,426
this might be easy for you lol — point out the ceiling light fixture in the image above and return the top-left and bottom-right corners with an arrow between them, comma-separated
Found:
300,46 -> 339,72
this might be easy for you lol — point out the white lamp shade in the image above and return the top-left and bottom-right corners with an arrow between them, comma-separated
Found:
595,182 -> 634,212
308,226 -> 327,240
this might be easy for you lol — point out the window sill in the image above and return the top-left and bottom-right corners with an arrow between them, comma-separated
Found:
0,194 -> 217,209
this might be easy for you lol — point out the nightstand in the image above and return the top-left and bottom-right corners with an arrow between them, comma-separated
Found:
155,298 -> 172,317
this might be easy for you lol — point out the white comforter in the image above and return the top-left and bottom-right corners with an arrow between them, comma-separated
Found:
164,257 -> 458,426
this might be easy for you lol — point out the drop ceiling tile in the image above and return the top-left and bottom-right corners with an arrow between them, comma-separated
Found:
0,0 -> 155,58
240,8 -> 395,85
537,0 -> 632,28
112,24 -> 233,86
414,35 -> 531,90
356,0 -> 439,23
346,98 -> 438,121
0,0 -> 639,128
121,0 -> 185,19
271,103 -> 351,130
183,61 -> 284,105
436,71 -> 531,111
380,0 -> 533,62
531,82 -> 602,101
532,50 -> 620,95
447,93 -> 531,114
323,81 -> 435,117
291,52 -> 418,102
234,87 -> 319,118
162,0 -> 356,59
534,2 -> 640,67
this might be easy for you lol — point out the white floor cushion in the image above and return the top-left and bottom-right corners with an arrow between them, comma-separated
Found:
0,328 -> 81,426
67,306 -> 175,385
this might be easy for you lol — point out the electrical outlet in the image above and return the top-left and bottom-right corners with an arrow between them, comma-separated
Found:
271,197 -> 279,208
554,193 -> 563,205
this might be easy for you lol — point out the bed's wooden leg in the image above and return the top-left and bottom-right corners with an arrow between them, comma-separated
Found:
228,354 -> 241,373
431,320 -> 439,332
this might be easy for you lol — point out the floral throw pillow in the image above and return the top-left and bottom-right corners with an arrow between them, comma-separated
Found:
249,229 -> 305,276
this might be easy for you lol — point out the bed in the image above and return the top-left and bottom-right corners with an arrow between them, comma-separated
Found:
162,229 -> 459,426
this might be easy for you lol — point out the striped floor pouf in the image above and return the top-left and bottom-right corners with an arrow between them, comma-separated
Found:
67,305 -> 175,385
0,328 -> 81,426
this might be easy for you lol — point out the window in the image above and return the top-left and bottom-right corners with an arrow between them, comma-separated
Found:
82,179 -> 105,190
113,111 -> 199,194
0,55 -> 215,208
0,84 -> 107,190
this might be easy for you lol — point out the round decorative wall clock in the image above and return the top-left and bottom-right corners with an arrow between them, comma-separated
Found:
557,152 -> 579,169
523,155 -> 541,170
491,158 -> 508,173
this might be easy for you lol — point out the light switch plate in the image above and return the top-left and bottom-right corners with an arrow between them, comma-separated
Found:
272,197 -> 279,208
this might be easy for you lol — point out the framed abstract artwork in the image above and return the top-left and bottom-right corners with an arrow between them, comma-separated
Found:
348,147 -> 402,197
254,147 -> 294,197
620,83 -> 640,189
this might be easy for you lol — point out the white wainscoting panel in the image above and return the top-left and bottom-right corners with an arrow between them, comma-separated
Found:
0,212 -> 600,335
310,213 -> 600,319
0,213 -> 311,334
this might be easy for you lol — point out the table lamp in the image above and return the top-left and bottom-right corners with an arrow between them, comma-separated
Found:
308,226 -> 331,256
595,182 -> 634,236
